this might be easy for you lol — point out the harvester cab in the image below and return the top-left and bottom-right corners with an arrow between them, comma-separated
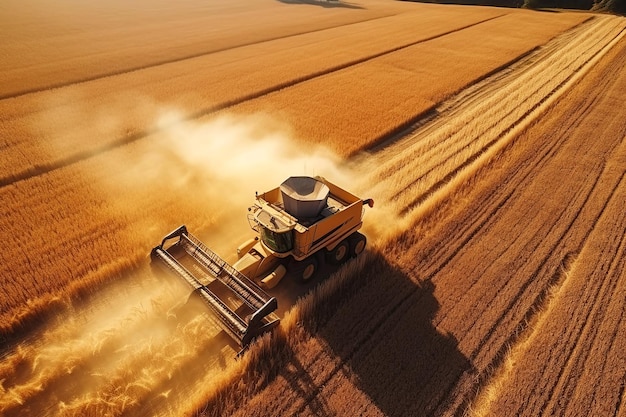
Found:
151,176 -> 373,349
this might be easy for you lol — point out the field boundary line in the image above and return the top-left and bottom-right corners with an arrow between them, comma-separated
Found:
360,15 -> 597,156
0,13 -> 399,101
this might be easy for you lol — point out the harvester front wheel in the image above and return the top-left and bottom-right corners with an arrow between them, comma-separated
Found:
326,240 -> 350,265
292,253 -> 322,283
349,232 -> 367,257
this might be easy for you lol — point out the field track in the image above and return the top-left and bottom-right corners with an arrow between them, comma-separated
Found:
212,14 -> 626,417
1,1 -> 625,416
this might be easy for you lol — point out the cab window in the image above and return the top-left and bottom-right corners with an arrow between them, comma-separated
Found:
260,227 -> 293,253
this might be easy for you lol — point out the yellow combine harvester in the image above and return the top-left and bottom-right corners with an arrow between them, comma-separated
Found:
151,176 -> 373,348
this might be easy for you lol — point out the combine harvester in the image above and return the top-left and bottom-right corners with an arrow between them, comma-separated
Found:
152,176 -> 373,349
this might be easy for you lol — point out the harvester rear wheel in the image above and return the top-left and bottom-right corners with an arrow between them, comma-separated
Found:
349,232 -> 367,257
326,240 -> 350,265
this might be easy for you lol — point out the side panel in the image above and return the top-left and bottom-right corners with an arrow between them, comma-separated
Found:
258,187 -> 282,205
293,201 -> 363,258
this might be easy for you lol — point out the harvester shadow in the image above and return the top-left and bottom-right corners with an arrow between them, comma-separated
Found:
277,0 -> 365,9
282,347 -> 332,416
271,260 -> 343,317
308,251 -> 472,416
187,251 -> 472,416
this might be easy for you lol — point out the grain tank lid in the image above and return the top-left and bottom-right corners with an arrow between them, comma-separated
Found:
280,176 -> 330,218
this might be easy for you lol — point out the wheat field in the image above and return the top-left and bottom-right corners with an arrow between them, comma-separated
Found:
1,0 -> 625,416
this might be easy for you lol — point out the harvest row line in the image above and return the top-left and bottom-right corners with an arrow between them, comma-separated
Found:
0,10 -> 579,186
470,40 -> 626,416
198,21 -> 626,417
0,9 -> 589,336
0,0 -> 404,98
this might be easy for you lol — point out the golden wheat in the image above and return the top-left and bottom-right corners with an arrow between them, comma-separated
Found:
225,11 -> 589,157
1,2 -> 621,416
0,6 -> 502,182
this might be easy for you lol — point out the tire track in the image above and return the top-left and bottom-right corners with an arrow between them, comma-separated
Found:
458,95 -> 614,363
616,377 -> 626,417
463,40 -> 626,417
481,167 -> 626,417
270,15 -> 626,417
429,110 -> 584,335
529,151 -> 626,415
452,85 -> 626,417
241,14 -> 626,417
363,15 -> 625,217
459,161 -> 621,417
0,14 -> 504,190
544,188 -> 626,416
416,102 -> 595,415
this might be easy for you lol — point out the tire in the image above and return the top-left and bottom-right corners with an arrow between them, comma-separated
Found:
292,254 -> 321,283
349,232 -> 367,257
326,240 -> 350,265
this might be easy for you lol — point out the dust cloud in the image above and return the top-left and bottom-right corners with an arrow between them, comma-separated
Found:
145,109 -> 403,246
151,110 -> 354,208
2,101 -> 370,416
96,107 -> 363,255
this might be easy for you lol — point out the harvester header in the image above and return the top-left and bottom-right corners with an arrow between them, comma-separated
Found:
151,226 -> 279,347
